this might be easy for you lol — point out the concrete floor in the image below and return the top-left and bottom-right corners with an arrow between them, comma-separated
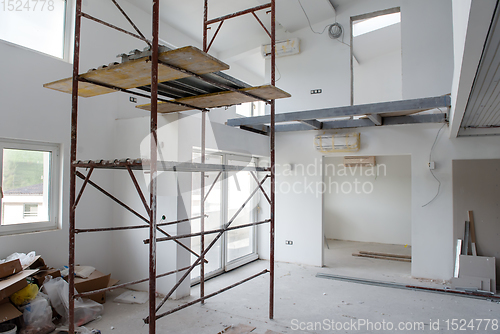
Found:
323,239 -> 449,288
78,257 -> 500,334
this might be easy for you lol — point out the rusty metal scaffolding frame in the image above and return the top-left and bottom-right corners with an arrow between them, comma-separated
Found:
68,1 -> 277,333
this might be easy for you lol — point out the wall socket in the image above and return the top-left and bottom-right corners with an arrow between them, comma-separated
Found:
310,89 -> 322,95
428,161 -> 435,170
285,240 -> 293,245
130,97 -> 137,103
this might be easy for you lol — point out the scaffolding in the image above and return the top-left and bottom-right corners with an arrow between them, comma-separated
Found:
53,0 -> 282,333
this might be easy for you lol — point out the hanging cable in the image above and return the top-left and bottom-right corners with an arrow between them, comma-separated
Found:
422,123 -> 447,207
297,0 -> 350,46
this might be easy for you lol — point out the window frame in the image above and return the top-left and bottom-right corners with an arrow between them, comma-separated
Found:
0,138 -> 61,236
0,0 -> 75,62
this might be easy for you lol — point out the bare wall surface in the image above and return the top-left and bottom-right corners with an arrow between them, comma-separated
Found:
265,123 -> 500,280
267,0 -> 453,113
323,156 -> 411,245
453,159 -> 500,283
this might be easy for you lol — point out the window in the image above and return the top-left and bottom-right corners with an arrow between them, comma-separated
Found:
0,0 -> 73,59
0,139 -> 60,235
352,12 -> 401,37
236,101 -> 265,117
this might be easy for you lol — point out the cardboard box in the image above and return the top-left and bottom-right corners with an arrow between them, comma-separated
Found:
0,270 -> 37,301
32,269 -> 61,287
0,259 -> 22,279
0,298 -> 22,323
66,270 -> 118,304
26,256 -> 47,270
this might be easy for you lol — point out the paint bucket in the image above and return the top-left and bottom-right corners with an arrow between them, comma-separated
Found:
0,324 -> 16,334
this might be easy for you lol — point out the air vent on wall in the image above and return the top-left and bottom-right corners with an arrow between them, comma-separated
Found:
261,38 -> 300,59
343,156 -> 376,167
314,133 -> 360,153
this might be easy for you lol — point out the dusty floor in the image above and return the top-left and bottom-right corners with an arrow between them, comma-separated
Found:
78,243 -> 500,334
323,239 -> 449,288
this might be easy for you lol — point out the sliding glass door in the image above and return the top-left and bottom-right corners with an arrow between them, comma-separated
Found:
191,152 -> 258,282
225,155 -> 258,270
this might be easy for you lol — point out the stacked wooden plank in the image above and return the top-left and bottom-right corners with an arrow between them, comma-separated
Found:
352,251 -> 411,263
43,46 -> 291,111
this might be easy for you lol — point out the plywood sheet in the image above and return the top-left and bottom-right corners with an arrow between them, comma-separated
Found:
137,85 -> 291,113
43,46 -> 229,97
459,255 -> 496,293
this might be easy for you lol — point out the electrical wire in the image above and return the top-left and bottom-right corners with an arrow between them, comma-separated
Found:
298,0 -> 330,34
297,0 -> 350,47
275,64 -> 282,82
422,123 -> 447,207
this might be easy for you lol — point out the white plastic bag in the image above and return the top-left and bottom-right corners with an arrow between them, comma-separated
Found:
42,276 -> 104,326
23,296 -> 55,326
4,251 -> 36,267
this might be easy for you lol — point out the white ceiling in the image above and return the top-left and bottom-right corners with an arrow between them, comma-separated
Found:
126,0 -> 337,54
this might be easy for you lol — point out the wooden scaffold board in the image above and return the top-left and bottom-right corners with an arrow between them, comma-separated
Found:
137,85 -> 291,113
43,46 -> 229,97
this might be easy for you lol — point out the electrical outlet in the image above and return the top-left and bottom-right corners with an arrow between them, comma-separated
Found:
130,97 -> 137,103
285,240 -> 293,245
310,89 -> 322,95
428,161 -> 435,170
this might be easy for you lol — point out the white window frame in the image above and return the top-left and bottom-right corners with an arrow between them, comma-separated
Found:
0,0 -> 75,62
190,150 -> 259,285
0,138 -> 61,236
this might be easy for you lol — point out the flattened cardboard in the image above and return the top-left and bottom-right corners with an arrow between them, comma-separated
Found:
0,260 -> 22,279
0,270 -> 37,301
33,269 -> 61,287
0,300 -> 22,323
459,255 -> 496,293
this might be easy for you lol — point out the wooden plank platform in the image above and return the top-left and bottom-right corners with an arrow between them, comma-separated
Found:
43,46 -> 229,97
137,85 -> 291,113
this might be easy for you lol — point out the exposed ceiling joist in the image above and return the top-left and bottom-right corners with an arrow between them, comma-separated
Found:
299,119 -> 323,129
367,114 -> 382,125
227,95 -> 451,128
235,114 -> 446,134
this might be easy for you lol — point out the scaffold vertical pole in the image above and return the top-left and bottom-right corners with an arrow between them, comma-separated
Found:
149,0 -> 159,331
269,0 -> 276,321
69,0 -> 82,332
201,0 -> 208,306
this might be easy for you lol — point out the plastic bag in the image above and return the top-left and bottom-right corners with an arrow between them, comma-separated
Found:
19,295 -> 56,334
4,251 -> 36,267
42,276 -> 104,326
10,283 -> 39,306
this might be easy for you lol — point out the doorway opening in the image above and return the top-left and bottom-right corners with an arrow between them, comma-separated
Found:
351,7 -> 402,105
322,155 -> 412,283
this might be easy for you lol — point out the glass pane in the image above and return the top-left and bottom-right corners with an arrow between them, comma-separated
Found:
0,0 -> 66,58
226,158 -> 256,263
191,153 -> 223,279
2,149 -> 51,225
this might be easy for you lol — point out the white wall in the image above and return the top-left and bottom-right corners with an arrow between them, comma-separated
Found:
266,0 -> 453,113
0,0 -> 206,281
256,0 -> 500,281
354,50 -> 403,105
323,155 -> 411,245
262,124 -> 500,280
